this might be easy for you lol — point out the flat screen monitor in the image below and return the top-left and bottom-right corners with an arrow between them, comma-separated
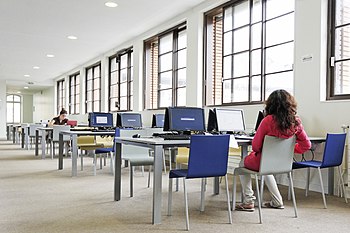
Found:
88,112 -> 113,128
255,110 -> 265,131
207,109 -> 218,132
116,113 -> 142,128
152,114 -> 165,128
163,107 -> 205,132
215,108 -> 246,132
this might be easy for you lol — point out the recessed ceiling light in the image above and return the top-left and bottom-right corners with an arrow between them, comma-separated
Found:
24,74 -> 30,77
33,66 -> 40,69
46,54 -> 55,58
17,91 -> 21,94
67,35 -> 78,40
24,86 -> 29,89
105,2 -> 118,7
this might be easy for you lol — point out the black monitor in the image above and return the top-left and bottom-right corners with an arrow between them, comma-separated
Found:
163,107 -> 205,132
207,109 -> 218,132
255,110 -> 265,131
116,113 -> 142,128
215,108 -> 246,132
152,114 -> 165,128
88,112 -> 113,128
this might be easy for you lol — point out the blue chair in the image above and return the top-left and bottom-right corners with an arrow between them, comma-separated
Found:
292,133 -> 348,208
167,135 -> 231,231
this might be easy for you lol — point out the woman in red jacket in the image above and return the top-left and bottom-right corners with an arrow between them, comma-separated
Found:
236,89 -> 311,211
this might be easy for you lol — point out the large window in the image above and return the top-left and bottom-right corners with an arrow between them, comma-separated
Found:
69,73 -> 80,114
109,49 -> 133,112
205,0 -> 294,106
57,79 -> 65,113
328,0 -> 350,99
144,23 -> 187,109
85,63 -> 101,113
7,95 -> 21,124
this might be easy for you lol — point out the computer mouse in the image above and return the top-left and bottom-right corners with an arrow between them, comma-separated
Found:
132,133 -> 141,138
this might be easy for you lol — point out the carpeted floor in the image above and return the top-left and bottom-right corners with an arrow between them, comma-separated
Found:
0,140 -> 350,233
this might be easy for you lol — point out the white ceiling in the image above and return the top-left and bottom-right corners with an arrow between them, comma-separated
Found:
0,0 -> 206,94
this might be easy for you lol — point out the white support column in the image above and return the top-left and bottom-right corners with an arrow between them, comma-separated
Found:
0,82 -> 6,140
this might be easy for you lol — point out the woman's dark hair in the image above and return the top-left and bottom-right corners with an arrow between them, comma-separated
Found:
59,108 -> 67,115
265,89 -> 299,132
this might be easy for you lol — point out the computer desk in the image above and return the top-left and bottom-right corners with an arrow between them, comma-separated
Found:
58,130 -> 115,176
113,137 -> 252,225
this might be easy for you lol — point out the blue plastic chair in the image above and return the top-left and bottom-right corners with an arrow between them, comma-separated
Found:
292,133 -> 348,208
167,135 -> 231,231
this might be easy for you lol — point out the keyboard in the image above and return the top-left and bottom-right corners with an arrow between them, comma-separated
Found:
160,134 -> 191,140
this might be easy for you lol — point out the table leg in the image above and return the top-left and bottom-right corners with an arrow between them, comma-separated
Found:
41,130 -> 46,159
58,134 -> 64,170
21,127 -> 25,148
71,135 -> 78,177
328,167 -> 334,195
35,130 -> 39,156
152,145 -> 163,224
114,143 -> 122,201
12,127 -> 16,144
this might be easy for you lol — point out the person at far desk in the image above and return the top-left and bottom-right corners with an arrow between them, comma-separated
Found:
48,108 -> 68,126
235,89 -> 311,211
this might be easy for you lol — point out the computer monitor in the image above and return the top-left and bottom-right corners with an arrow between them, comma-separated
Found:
152,114 -> 165,128
163,107 -> 205,132
116,113 -> 142,128
255,110 -> 265,131
88,112 -> 113,128
66,120 -> 78,127
215,108 -> 246,132
207,109 -> 218,132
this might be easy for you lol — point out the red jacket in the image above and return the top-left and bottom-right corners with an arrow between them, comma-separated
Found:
244,114 -> 311,171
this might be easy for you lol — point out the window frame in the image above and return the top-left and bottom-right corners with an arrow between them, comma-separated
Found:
69,72 -> 80,115
204,0 -> 295,107
108,48 -> 133,112
144,22 -> 187,110
56,79 -> 65,114
85,62 -> 101,113
327,0 -> 350,100
6,94 -> 21,124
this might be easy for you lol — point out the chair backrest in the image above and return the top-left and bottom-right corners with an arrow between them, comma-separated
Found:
52,125 -> 71,142
321,133 -> 347,168
186,135 -> 230,178
29,124 -> 41,137
259,135 -> 296,175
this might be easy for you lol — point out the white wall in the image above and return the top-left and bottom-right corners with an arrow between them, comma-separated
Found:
0,81 -> 6,140
22,94 -> 33,123
33,87 -> 54,123
46,0 -> 348,194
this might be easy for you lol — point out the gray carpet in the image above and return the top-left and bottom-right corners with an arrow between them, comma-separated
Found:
1,140 -> 350,233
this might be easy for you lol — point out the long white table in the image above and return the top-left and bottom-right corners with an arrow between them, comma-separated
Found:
113,137 -> 252,225
58,130 -> 115,176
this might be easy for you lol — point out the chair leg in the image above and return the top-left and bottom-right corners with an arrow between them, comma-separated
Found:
260,176 -> 265,205
162,150 -> 167,174
175,164 -> 181,192
100,154 -> 103,169
130,166 -> 134,197
255,175 -> 262,224
337,166 -> 348,203
288,172 -> 298,217
288,170 -> 293,201
148,165 -> 152,188
168,148 -> 172,171
93,153 -> 96,176
104,154 -> 106,166
168,178 -> 173,216
224,175 -> 232,224
110,152 -> 114,175
183,178 -> 189,231
317,167 -> 327,209
306,167 -> 310,197
81,152 -> 84,171
200,178 -> 205,212
232,175 -> 237,211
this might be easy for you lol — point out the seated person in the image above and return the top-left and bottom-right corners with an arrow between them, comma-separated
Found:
48,108 -> 68,126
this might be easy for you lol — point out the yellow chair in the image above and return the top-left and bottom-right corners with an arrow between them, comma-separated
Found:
77,136 -> 105,175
